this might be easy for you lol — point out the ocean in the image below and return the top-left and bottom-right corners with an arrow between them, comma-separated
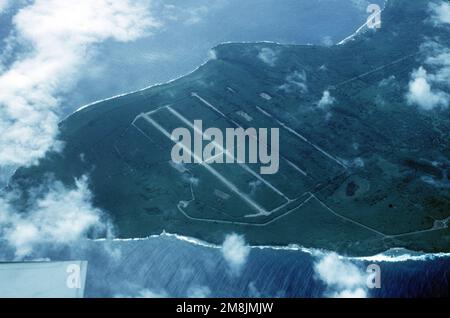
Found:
46,234 -> 449,298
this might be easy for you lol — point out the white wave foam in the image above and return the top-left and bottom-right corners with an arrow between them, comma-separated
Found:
352,248 -> 450,263
74,0 -> 447,265
67,40 -> 289,117
67,0 -> 392,118
63,57 -> 213,121
337,0 -> 389,46
92,232 -> 450,262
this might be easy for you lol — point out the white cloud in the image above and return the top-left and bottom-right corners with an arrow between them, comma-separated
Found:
333,288 -> 368,298
342,157 -> 365,169
430,1 -> 450,25
186,285 -> 211,298
0,0 -> 11,12
407,41 -> 450,110
0,175 -> 112,259
425,44 -> 450,83
208,49 -> 217,60
321,36 -> 334,47
279,70 -> 308,94
115,288 -> 169,298
350,0 -> 370,11
258,48 -> 277,67
378,75 -> 397,87
183,6 -> 209,25
162,4 -> 209,26
317,90 -> 335,109
136,289 -> 168,298
248,281 -> 261,297
314,253 -> 368,298
0,0 -> 159,167
221,233 -> 250,274
406,67 -> 449,110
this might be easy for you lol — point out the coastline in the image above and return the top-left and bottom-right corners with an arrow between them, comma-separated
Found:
65,2 -> 376,121
93,231 -> 450,263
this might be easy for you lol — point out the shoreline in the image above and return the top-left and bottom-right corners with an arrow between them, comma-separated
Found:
92,231 -> 450,263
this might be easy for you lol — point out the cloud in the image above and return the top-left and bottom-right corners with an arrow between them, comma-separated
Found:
321,36 -> 334,47
163,4 -> 209,26
0,175 -> 113,259
425,43 -> 450,83
186,285 -> 211,298
378,75 -> 397,87
115,288 -> 169,298
317,90 -> 336,109
258,48 -> 277,67
0,0 -> 11,12
208,49 -> 217,60
279,70 -> 308,94
406,41 -> 450,110
136,289 -> 169,298
114,284 -> 210,299
248,281 -> 261,297
333,288 -> 367,298
406,67 -> 449,110
429,1 -> 450,25
350,0 -> 370,11
314,253 -> 368,298
221,233 -> 250,274
341,157 -> 365,169
0,0 -> 159,167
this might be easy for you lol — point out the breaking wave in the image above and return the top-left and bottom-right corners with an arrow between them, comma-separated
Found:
94,231 -> 450,263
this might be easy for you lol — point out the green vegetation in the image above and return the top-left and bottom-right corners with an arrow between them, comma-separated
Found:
8,0 -> 450,256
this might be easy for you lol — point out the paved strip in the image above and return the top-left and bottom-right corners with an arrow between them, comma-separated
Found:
138,112 -> 267,215
176,194 -> 315,227
166,105 -> 290,202
192,92 -> 309,178
255,106 -> 347,169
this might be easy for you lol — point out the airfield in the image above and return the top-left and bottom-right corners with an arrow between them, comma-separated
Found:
8,0 -> 450,256
129,91 -> 346,224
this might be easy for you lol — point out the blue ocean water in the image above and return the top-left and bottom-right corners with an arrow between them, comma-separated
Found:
48,235 -> 449,298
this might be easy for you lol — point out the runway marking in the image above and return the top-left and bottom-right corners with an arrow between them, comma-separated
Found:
134,112 -> 267,215
255,106 -> 347,169
329,53 -> 417,90
132,107 -> 310,217
192,92 -> 309,178
166,105 -> 290,203
128,121 -> 396,233
176,193 -> 315,227
191,92 -> 241,127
